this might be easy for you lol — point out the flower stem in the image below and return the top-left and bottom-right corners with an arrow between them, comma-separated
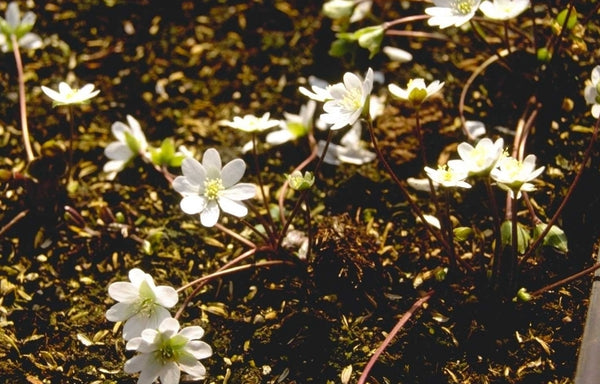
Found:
365,118 -> 454,262
519,114 -> 600,266
528,263 -> 600,299
215,222 -> 257,249
357,291 -> 434,384
11,34 -> 34,163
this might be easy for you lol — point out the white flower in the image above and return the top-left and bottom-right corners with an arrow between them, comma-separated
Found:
266,100 -> 316,146
172,148 -> 256,227
319,68 -> 374,130
105,268 -> 178,341
322,0 -> 355,19
318,121 -> 376,165
424,164 -> 471,189
322,0 -> 372,23
103,115 -> 149,179
350,0 -> 372,23
490,154 -> 545,198
448,137 -> 504,176
382,46 -> 413,63
220,112 -> 281,133
464,120 -> 486,139
425,0 -> 482,29
0,2 -> 42,52
388,78 -> 444,105
479,0 -> 530,20
41,82 -> 100,106
584,65 -> 600,119
125,317 -> 212,384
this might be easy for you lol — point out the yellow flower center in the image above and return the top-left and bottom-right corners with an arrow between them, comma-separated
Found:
453,0 -> 474,15
204,178 -> 224,200
502,157 -> 523,179
341,87 -> 364,111
469,146 -> 487,168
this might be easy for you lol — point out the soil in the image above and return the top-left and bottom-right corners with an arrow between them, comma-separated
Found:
1,1 -> 600,384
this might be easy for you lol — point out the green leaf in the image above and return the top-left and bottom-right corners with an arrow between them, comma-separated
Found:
500,220 -> 530,254
453,227 -> 473,242
329,38 -> 355,58
534,223 -> 568,254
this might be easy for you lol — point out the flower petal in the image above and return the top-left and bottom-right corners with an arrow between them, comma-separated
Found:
202,148 -> 222,172
180,195 -> 208,215
154,285 -> 178,308
200,201 -> 220,227
179,326 -> 204,340
172,176 -> 201,195
159,362 -> 181,384
218,197 -> 248,217
221,158 -> 246,188
108,281 -> 138,302
185,340 -> 213,360
105,301 -> 138,322
181,157 -> 206,186
221,183 -> 256,200
104,142 -> 133,161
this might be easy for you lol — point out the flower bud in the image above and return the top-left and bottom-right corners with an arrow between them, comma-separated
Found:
287,170 -> 315,191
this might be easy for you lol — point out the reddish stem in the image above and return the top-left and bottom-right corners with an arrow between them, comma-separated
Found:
357,291 -> 434,384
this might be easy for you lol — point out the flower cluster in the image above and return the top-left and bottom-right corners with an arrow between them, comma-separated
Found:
425,0 -> 530,28
106,268 -> 212,384
0,2 -> 42,52
426,136 -> 544,200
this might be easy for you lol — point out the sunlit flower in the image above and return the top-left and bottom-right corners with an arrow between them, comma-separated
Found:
125,317 -> 212,384
220,112 -> 281,133
172,148 -> 256,227
424,164 -> 471,189
490,154 -> 545,199
103,115 -> 149,179
479,0 -> 530,20
105,268 -> 178,341
350,0 -> 372,23
41,82 -> 100,106
319,67 -> 374,130
584,65 -> 600,119
0,1 -> 42,52
448,137 -> 504,176
425,0 -> 482,29
318,121 -> 376,165
388,78 -> 444,106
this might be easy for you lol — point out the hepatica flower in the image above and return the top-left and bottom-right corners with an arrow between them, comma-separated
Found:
220,112 -> 280,133
490,154 -> 545,199
388,78 -> 444,106
424,164 -> 471,189
266,100 -> 316,146
584,65 -> 600,119
317,67 -> 374,130
172,148 -> 256,227
479,0 -> 530,20
105,268 -> 178,341
41,82 -> 100,106
448,137 -> 504,177
125,317 -> 212,384
425,0 -> 482,29
103,115 -> 149,179
0,1 -> 42,52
